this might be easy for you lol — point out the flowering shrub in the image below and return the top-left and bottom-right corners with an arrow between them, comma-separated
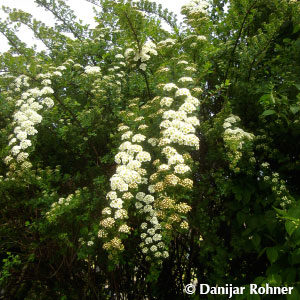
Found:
1,0 -> 300,299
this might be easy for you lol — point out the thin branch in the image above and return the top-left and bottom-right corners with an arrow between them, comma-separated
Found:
141,70 -> 151,100
123,11 -> 141,51
223,0 -> 258,83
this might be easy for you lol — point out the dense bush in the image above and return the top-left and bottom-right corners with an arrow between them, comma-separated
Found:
1,0 -> 300,299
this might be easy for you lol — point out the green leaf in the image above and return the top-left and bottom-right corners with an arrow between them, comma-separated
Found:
290,105 -> 300,114
266,247 -> 278,263
293,24 -> 300,34
262,110 -> 276,116
295,84 -> 300,90
252,234 -> 261,249
291,248 -> 300,265
285,221 -> 297,236
257,247 -> 267,259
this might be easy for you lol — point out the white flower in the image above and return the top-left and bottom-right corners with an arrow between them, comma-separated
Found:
57,66 -> 67,71
141,233 -> 147,239
162,251 -> 169,258
21,161 -> 32,169
175,88 -> 191,98
41,79 -> 52,86
4,156 -> 13,164
25,126 -> 38,136
119,141 -> 132,151
107,191 -> 118,200
168,154 -> 184,165
154,252 -> 162,258
43,97 -> 54,108
174,164 -> 191,174
127,160 -> 142,170
16,152 -> 29,162
150,245 -> 157,252
147,228 -> 155,235
147,138 -> 157,146
135,202 -> 143,209
145,237 -> 153,244
8,138 -> 17,146
158,164 -> 170,171
178,77 -> 193,83
30,102 -> 43,111
179,102 -> 196,113
162,110 -> 177,120
153,234 -> 162,241
118,125 -> 130,132
16,131 -> 27,141
102,207 -> 112,215
184,134 -> 199,148
127,144 -> 143,155
141,222 -> 147,230
115,152 -> 133,164
53,71 -> 62,76
110,198 -> 123,209
138,124 -> 148,130
136,192 -> 146,201
124,48 -> 134,58
110,175 -> 128,191
114,209 -> 128,219
119,224 -> 130,233
20,139 -> 32,150
177,60 -> 189,65
41,87 -> 54,95
139,63 -> 147,71
150,217 -> 158,225
144,205 -> 154,213
14,112 -> 28,123
21,92 -> 30,100
136,151 -> 151,162
160,97 -> 174,107
148,185 -> 155,193
87,241 -> 94,246
186,116 -> 200,126
163,83 -> 178,91
28,88 -> 42,97
121,131 -> 133,140
186,96 -> 200,106
132,134 -> 146,143
143,195 -> 154,204
85,66 -> 101,74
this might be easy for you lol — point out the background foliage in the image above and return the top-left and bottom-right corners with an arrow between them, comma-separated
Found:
1,0 -> 300,299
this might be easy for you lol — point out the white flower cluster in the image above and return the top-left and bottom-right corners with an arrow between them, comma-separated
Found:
141,63 -> 201,235
160,87 -> 200,150
46,192 -> 76,221
157,38 -> 176,49
4,71 -> 58,174
133,41 -> 157,71
181,0 -> 209,17
223,114 -> 255,172
178,77 -> 194,84
99,99 -> 154,254
84,66 -> 101,74
136,192 -> 168,261
89,50 -> 127,96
